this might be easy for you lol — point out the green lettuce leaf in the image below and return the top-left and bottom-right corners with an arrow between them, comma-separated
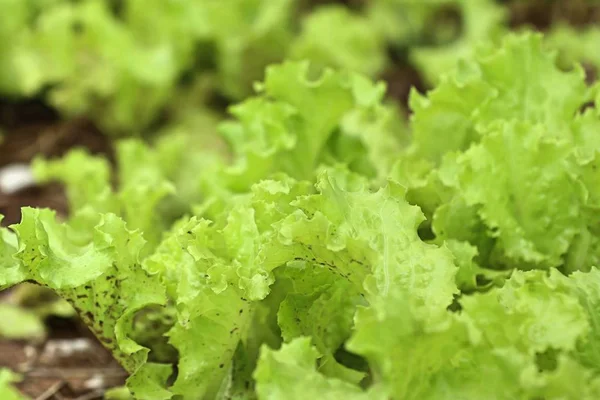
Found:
410,0 -> 507,85
276,265 -> 365,383
348,268 -> 600,399
0,303 -> 46,341
394,32 -> 600,273
291,5 -> 386,77
217,61 -> 398,193
406,32 -> 589,167
440,121 -> 584,268
32,139 -> 177,251
546,23 -> 600,75
3,207 -> 167,384
0,369 -> 26,400
254,338 -> 381,400
197,0 -> 296,101
366,0 -> 459,46
570,268 -> 600,372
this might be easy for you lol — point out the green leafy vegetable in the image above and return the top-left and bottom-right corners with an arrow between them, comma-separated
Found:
410,0 -> 507,85
0,369 -> 26,400
291,5 -> 387,77
4,23 -> 600,400
0,303 -> 46,341
255,338 -> 381,400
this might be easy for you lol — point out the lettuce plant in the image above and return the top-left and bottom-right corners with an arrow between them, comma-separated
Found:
0,0 -> 296,134
3,32 -> 600,400
0,0 -> 386,135
0,0 -> 517,136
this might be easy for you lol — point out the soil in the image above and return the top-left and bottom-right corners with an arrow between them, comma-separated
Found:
381,64 -> 426,114
509,0 -> 600,30
1,334 -> 127,399
0,100 -> 112,227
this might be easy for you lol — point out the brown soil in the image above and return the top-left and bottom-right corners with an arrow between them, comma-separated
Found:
381,64 -> 426,114
509,0 -> 600,29
0,100 -> 112,227
1,332 -> 127,399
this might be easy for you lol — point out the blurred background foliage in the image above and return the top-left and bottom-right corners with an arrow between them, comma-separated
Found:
0,0 -> 598,137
